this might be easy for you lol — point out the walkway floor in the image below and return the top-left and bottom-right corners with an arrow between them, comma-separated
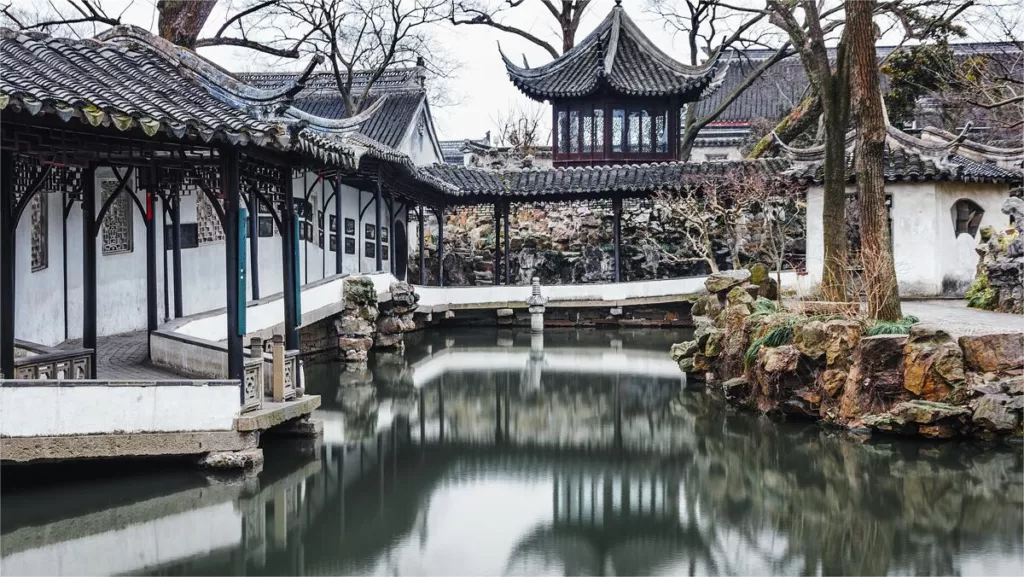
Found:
901,300 -> 1024,337
61,331 -> 185,380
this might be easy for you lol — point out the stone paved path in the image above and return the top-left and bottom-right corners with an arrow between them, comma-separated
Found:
901,300 -> 1024,338
61,331 -> 185,380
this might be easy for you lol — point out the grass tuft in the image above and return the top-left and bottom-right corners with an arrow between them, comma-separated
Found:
744,325 -> 794,368
864,315 -> 920,336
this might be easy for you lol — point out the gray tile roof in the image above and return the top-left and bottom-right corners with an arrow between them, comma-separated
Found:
422,159 -> 790,202
0,26 -> 360,167
501,4 -> 726,100
439,140 -> 465,164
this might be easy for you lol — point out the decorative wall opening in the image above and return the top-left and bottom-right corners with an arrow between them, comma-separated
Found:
951,198 -> 985,238
100,179 -> 134,255
197,191 -> 225,245
30,192 -> 48,271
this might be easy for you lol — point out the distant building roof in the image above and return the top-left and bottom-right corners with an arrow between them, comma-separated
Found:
240,69 -> 427,148
439,140 -> 466,164
501,2 -> 726,101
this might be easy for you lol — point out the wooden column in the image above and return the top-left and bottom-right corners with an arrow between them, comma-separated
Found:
374,180 -> 383,272
82,164 -> 98,378
282,168 -> 299,351
493,202 -> 500,286
334,177 -> 343,275
171,193 -> 183,318
249,187 -> 260,300
503,202 -> 511,284
222,150 -> 244,380
437,205 -> 445,287
418,205 -> 426,285
613,197 -> 622,283
0,151 -> 14,377
145,168 -> 158,356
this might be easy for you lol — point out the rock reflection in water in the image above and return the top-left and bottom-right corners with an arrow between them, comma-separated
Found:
2,329 -> 1021,576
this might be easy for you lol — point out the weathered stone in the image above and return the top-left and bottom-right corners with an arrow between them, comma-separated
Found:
496,308 -> 515,318
918,424 -> 956,439
690,294 -> 722,318
198,448 -> 264,470
959,333 -> 1024,373
704,331 -> 724,358
971,393 -> 1018,433
343,277 -> 377,307
670,341 -> 698,362
692,353 -> 710,373
705,269 -> 751,294
694,321 -> 717,349
970,381 -> 1006,396
726,285 -> 755,308
722,377 -> 750,402
1003,375 -> 1024,395
837,335 -> 907,424
903,325 -> 965,402
747,263 -> 779,300
821,369 -> 847,398
337,337 -> 372,352
375,333 -> 404,348
822,320 -> 863,369
718,305 -> 753,380
336,316 -> 375,337
762,344 -> 800,374
677,357 -> 696,373
890,399 -> 970,425
376,316 -> 406,335
862,412 -> 908,433
793,320 -> 828,359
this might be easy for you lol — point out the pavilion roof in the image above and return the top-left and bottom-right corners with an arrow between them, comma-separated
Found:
422,159 -> 790,203
500,2 -> 727,101
780,123 -> 1024,184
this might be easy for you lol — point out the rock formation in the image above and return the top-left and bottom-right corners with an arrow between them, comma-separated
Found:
968,197 -> 1023,314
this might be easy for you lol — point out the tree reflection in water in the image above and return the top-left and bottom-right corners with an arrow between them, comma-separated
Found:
3,329 -> 1021,576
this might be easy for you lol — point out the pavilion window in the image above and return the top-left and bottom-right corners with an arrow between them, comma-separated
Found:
30,193 -> 48,271
196,190 -> 225,246
569,109 -> 580,153
612,109 -> 625,152
656,111 -> 668,153
594,109 -> 605,150
640,110 -> 652,153
100,178 -> 134,254
557,109 -> 569,153
628,111 -> 640,153
583,112 -> 593,153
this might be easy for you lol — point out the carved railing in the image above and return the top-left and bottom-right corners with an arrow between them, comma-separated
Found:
249,335 -> 299,403
12,341 -> 92,380
242,355 -> 264,413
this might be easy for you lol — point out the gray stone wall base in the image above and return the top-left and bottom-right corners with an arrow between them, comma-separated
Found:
266,417 -> 324,438
1,430 -> 258,463
234,395 -> 321,432
197,448 -> 264,470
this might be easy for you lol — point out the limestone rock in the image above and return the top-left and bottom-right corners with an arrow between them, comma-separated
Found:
747,263 -> 779,300
336,316 -> 374,337
822,320 -> 863,369
722,377 -> 751,403
837,334 -> 907,424
198,448 -> 264,470
343,277 -> 377,307
1003,375 -> 1024,395
793,321 -> 828,359
677,357 -> 696,373
704,331 -> 724,358
670,341 -> 698,362
726,286 -> 755,308
971,393 -> 1019,434
890,400 -> 971,425
959,333 -> 1024,373
718,304 -> 753,380
761,344 -> 800,374
705,269 -> 751,294
690,294 -> 722,318
821,369 -> 847,398
692,353 -> 710,373
903,325 -> 965,402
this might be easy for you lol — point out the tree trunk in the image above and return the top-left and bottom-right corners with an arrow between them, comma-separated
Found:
746,95 -> 822,159
157,0 -> 217,47
848,0 -> 902,320
820,94 -> 849,302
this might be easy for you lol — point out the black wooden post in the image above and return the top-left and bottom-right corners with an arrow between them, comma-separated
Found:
493,202 -> 500,286
334,177 -> 343,275
282,168 -> 299,350
82,165 -> 98,378
374,180 -> 383,272
146,169 -> 158,355
613,197 -> 622,283
161,205 -> 169,321
0,151 -> 14,378
222,150 -> 244,380
171,194 -> 183,318
249,187 -> 260,300
437,205 -> 445,287
503,202 -> 511,285
418,205 -> 426,285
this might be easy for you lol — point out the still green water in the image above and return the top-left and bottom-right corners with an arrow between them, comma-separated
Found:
2,328 -> 1022,576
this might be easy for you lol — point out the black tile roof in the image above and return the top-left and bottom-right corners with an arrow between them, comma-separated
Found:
422,159 -> 790,202
439,140 -> 465,164
782,125 -> 1023,184
240,70 -> 426,149
501,4 -> 725,100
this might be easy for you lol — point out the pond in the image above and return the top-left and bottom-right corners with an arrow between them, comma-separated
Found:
2,328 -> 1022,576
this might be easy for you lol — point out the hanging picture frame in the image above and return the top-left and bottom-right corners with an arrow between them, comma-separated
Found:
365,223 -> 375,240
365,241 -> 375,258
329,234 -> 337,252
381,227 -> 388,243
329,214 -> 337,232
345,237 -> 355,254
345,218 -> 355,235
258,216 -> 274,237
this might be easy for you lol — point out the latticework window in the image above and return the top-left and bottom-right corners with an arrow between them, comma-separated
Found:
100,179 -> 133,255
30,193 -> 47,271
197,192 -> 225,245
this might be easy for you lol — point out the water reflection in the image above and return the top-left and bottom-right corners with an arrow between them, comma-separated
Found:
2,328 -> 1022,576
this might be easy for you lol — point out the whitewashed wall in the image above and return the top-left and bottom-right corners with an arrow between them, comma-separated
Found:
805,181 -> 1012,297
0,381 -> 239,436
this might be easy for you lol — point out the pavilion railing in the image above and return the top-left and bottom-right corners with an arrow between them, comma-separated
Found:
249,335 -> 299,403
242,355 -> 264,413
10,340 -> 93,380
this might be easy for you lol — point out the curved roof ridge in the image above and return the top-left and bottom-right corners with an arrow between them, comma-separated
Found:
615,8 -> 722,77
278,93 -> 388,131
499,10 -> 615,79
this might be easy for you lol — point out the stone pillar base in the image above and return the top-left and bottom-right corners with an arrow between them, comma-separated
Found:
271,416 -> 324,438
197,447 -> 264,470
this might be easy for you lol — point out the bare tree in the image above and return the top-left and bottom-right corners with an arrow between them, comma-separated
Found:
740,173 -> 805,300
1,0 -> 307,57
449,0 -> 592,58
261,0 -> 452,117
648,0 -> 796,161
491,101 -> 548,156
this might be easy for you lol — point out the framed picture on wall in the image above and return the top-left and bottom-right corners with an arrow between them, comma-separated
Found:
258,216 -> 274,237
365,241 -> 375,258
318,230 -> 324,248
329,214 -> 336,232
329,234 -> 337,252
381,227 -> 388,243
345,218 -> 355,235
345,237 -> 355,254
318,210 -> 324,227
382,247 -> 389,261
298,223 -> 306,241
365,223 -> 375,240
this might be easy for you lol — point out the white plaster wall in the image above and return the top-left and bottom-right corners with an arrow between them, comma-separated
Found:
0,383 -> 238,436
15,168 -> 166,346
399,108 -> 443,166
691,145 -> 744,162
804,186 -> 824,286
889,182 -> 942,296
0,502 -> 241,577
934,182 -> 1012,296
